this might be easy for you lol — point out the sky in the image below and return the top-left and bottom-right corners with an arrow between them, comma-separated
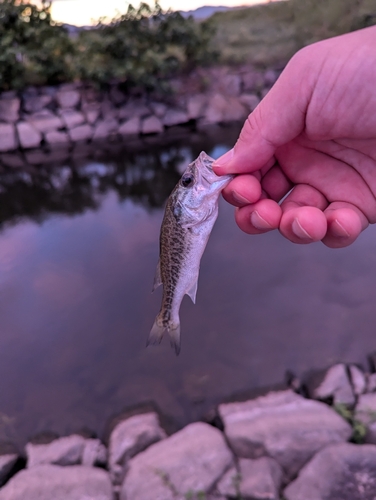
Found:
48,0 -> 272,26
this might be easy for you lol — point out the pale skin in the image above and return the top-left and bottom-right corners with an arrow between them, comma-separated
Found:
212,26 -> 376,248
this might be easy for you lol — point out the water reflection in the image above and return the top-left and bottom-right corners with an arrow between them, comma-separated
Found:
0,125 -> 376,448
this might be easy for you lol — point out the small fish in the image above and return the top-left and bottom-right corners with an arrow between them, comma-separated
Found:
148,151 -> 233,355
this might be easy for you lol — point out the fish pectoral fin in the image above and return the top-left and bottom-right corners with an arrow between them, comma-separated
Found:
186,278 -> 198,304
152,259 -> 162,292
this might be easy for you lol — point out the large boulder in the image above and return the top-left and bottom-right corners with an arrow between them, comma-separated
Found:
217,457 -> 282,500
162,109 -> 189,127
60,110 -> 85,129
118,117 -> 141,136
0,124 -> 17,152
69,124 -> 92,142
0,98 -> 20,123
121,422 -> 233,500
355,393 -> 376,444
141,116 -> 163,135
312,363 -> 355,406
56,90 -> 80,109
109,412 -> 166,485
23,95 -> 52,114
0,465 -> 112,500
92,119 -> 119,140
45,130 -> 70,146
16,122 -> 42,149
284,443 -> 376,500
219,390 -> 352,479
26,435 -> 85,467
27,111 -> 63,133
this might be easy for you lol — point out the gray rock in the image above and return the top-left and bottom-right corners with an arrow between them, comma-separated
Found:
219,390 -> 351,480
203,94 -> 228,124
0,98 -> 20,123
92,119 -> 119,140
56,90 -> 80,109
26,434 -> 86,467
60,110 -> 85,129
217,457 -> 282,500
221,97 -> 247,122
313,364 -> 355,406
82,439 -> 107,467
16,122 -> 42,149
284,443 -> 376,500
367,373 -> 376,392
0,464 -> 112,500
118,100 -> 150,121
355,393 -> 376,444
350,365 -> 367,396
242,70 -> 265,92
162,109 -> 189,127
263,69 -> 279,86
109,86 -> 126,106
23,95 -> 52,113
69,124 -> 92,142
0,124 -> 17,152
118,117 -> 141,136
0,153 -> 25,168
24,150 -> 51,165
0,454 -> 18,487
109,412 -> 166,485
121,422 -> 233,500
28,111 -> 63,133
187,94 -> 207,120
141,116 -> 163,135
149,102 -> 167,118
83,104 -> 101,125
222,73 -> 242,96
239,93 -> 260,112
101,100 -> 118,121
261,87 -> 272,99
45,130 -> 70,146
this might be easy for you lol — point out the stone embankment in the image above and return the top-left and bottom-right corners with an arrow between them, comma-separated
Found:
2,362 -> 376,499
0,66 -> 279,154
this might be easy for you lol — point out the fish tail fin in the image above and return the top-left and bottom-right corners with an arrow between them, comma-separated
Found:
168,324 -> 181,356
147,316 -> 166,347
147,315 -> 181,356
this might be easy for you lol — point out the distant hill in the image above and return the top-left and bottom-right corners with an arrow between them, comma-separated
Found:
180,5 -> 233,19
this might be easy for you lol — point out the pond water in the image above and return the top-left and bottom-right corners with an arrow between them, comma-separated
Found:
1,124 -> 376,446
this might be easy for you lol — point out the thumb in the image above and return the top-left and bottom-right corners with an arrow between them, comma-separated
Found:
213,50 -> 313,175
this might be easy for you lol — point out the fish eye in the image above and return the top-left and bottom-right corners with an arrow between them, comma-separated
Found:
181,174 -> 194,188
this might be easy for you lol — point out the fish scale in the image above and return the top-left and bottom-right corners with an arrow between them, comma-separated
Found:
148,151 -> 233,355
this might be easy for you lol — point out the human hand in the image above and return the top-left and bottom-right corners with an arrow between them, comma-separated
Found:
213,26 -> 376,248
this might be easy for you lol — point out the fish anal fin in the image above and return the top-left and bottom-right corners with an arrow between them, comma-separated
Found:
152,260 -> 162,292
186,278 -> 198,304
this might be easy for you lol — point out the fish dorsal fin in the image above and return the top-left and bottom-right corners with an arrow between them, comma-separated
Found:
152,259 -> 162,292
186,278 -> 198,304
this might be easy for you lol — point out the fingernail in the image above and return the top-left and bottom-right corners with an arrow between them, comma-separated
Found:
292,218 -> 312,239
332,219 -> 350,238
232,190 -> 250,206
250,211 -> 272,230
213,148 -> 234,171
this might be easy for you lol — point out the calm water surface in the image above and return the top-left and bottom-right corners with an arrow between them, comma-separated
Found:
0,125 -> 376,445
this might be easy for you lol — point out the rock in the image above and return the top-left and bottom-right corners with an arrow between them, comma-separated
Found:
92,119 -> 119,140
239,93 -> 260,112
264,69 -> 279,86
56,90 -> 80,109
355,393 -> 376,444
367,373 -> 376,392
141,116 -> 164,135
203,94 -> 228,124
219,389 -> 352,480
242,69 -> 265,92
109,86 -> 126,105
187,94 -> 207,120
350,365 -> 367,396
118,117 -> 141,136
149,102 -> 167,118
261,87 -> 271,99
0,454 -> 18,487
26,435 -> 86,467
109,412 -> 166,485
16,122 -> 42,149
60,110 -> 85,129
162,109 -> 189,127
118,100 -> 150,121
121,422 -> 233,500
82,439 -> 107,467
221,97 -> 247,122
313,364 -> 355,406
0,124 -> 17,152
27,111 -> 63,133
83,104 -> 101,125
24,150 -> 51,165
217,457 -> 282,500
23,95 -> 52,113
0,153 -> 25,168
0,98 -> 20,123
69,124 -> 92,142
101,99 -> 118,120
45,130 -> 70,146
222,73 -> 242,96
0,464 -> 112,500
284,443 -> 376,500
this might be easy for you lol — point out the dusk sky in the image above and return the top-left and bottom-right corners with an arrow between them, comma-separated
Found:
46,0 -> 274,26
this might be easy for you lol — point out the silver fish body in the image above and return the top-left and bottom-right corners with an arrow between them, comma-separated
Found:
148,151 -> 233,355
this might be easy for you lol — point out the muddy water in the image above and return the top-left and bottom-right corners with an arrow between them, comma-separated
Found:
0,125 -> 375,445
